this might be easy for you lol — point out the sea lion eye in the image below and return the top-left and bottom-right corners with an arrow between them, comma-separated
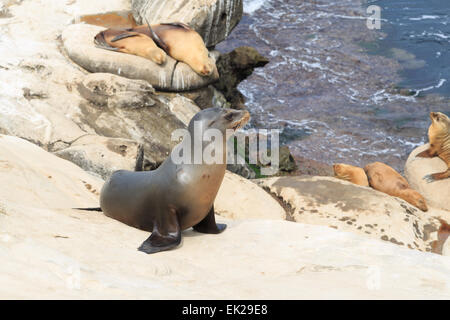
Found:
224,113 -> 234,121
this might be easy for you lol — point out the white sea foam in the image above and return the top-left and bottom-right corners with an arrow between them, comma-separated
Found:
409,15 -> 441,21
243,0 -> 268,15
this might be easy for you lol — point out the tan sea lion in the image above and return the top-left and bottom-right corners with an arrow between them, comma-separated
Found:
94,22 -> 214,76
364,162 -> 428,212
416,112 -> 450,181
94,25 -> 166,65
333,163 -> 369,187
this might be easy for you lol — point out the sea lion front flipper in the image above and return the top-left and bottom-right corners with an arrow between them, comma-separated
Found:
111,32 -> 140,42
94,31 -> 120,51
193,206 -> 227,234
138,208 -> 181,254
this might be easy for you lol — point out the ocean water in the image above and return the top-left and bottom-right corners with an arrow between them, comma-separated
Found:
217,0 -> 450,172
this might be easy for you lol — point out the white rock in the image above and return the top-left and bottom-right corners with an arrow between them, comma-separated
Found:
2,135 -> 450,299
54,135 -> 144,180
215,171 -> 286,220
405,144 -> 450,212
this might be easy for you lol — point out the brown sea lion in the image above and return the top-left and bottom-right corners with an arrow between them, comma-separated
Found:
333,163 -> 369,187
94,22 -> 214,76
134,22 -> 214,76
364,162 -> 428,212
416,112 -> 450,181
99,107 -> 250,254
94,25 -> 166,65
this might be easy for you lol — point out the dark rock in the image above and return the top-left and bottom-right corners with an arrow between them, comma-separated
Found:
214,46 -> 269,109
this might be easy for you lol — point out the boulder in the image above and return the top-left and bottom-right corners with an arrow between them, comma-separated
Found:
214,46 -> 269,109
215,171 -> 285,220
257,176 -> 450,253
405,144 -> 450,212
54,135 -> 144,180
4,135 -> 450,299
62,24 -> 219,92
131,0 -> 243,47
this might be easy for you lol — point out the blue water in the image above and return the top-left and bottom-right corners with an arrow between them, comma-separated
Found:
217,0 -> 450,171
370,0 -> 450,97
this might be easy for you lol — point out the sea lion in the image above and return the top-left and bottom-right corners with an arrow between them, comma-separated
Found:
94,25 -> 166,65
364,162 -> 428,212
333,163 -> 369,187
99,107 -> 250,254
94,22 -> 214,76
416,112 -> 450,181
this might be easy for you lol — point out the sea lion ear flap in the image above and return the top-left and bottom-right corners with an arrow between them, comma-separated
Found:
144,17 -> 169,52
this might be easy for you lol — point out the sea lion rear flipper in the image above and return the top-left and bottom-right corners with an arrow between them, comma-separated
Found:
138,208 -> 181,254
143,17 -> 169,52
193,206 -> 227,234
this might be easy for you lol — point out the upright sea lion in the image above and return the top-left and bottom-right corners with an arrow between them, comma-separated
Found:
333,163 -> 369,187
416,112 -> 450,181
364,162 -> 428,212
94,25 -> 166,65
99,107 -> 250,254
94,22 -> 214,76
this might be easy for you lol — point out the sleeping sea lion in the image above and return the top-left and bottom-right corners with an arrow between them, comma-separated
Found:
94,22 -> 214,76
94,25 -> 166,65
364,162 -> 428,212
416,112 -> 450,181
333,163 -> 369,187
99,107 -> 250,254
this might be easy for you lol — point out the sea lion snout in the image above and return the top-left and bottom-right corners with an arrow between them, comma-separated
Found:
149,48 -> 166,65
199,62 -> 214,76
225,110 -> 250,131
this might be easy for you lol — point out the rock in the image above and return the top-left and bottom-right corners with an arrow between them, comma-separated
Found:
3,135 -> 450,299
77,73 -> 156,109
405,144 -> 450,212
215,171 -> 283,220
74,72 -> 188,168
62,24 -> 219,92
167,95 -> 201,126
257,176 -> 450,253
279,145 -> 297,172
55,135 -> 144,180
131,0 -> 243,47
214,46 -> 269,109
0,134 -> 102,209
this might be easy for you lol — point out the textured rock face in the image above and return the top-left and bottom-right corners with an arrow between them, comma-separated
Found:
55,135 -> 144,180
131,0 -> 243,47
405,144 -> 450,212
62,24 -> 219,92
3,135 -> 450,299
257,176 -> 450,253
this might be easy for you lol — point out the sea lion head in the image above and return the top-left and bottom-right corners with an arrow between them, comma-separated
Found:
430,112 -> 450,130
188,107 -> 250,136
146,47 -> 167,65
191,55 -> 214,76
402,189 -> 428,212
333,163 -> 349,178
